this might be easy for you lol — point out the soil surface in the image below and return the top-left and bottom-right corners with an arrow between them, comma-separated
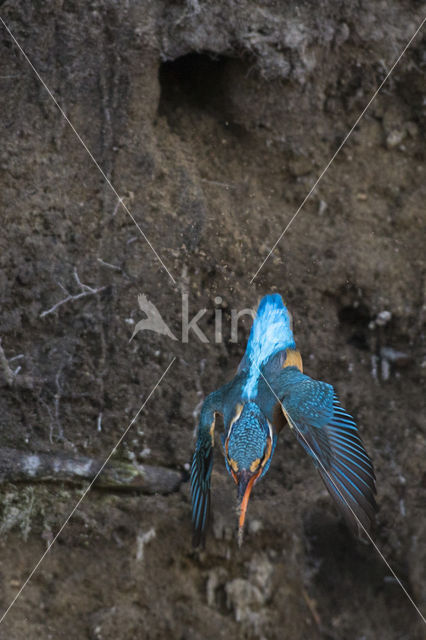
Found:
0,2 -> 425,639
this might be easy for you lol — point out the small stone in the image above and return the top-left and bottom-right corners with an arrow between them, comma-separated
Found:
386,129 -> 405,149
288,156 -> 312,177
206,568 -> 227,607
248,519 -> 263,535
405,121 -> 419,138
318,200 -> 327,215
381,357 -> 390,381
334,22 -> 350,46
375,310 -> 392,326
371,355 -> 379,381
225,578 -> 263,623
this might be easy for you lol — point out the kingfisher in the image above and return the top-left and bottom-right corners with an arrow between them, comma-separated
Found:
190,293 -> 376,546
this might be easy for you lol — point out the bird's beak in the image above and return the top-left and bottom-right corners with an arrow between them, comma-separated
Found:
236,469 -> 258,546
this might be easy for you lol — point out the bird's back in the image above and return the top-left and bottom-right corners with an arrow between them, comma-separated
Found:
239,294 -> 296,400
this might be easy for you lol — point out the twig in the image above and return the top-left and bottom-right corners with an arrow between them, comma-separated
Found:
40,399 -> 56,445
9,354 -> 24,362
112,197 -> 123,216
97,258 -> 121,272
54,369 -> 64,440
200,178 -> 237,189
0,339 -> 16,386
73,268 -> 96,293
136,528 -> 156,562
40,269 -> 107,318
302,588 -> 321,629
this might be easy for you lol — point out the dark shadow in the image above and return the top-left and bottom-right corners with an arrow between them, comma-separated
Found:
338,303 -> 371,350
158,52 -> 230,126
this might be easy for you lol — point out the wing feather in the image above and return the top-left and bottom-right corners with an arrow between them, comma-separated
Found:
190,389 -> 225,547
191,442 -> 213,546
273,370 -> 377,535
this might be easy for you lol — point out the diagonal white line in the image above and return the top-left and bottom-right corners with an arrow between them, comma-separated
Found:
250,16 -> 426,283
0,357 -> 176,625
0,17 -> 176,285
257,367 -> 426,626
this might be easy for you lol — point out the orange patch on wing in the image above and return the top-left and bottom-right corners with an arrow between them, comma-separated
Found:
225,436 -> 239,481
249,458 -> 261,472
230,458 -> 239,472
230,404 -> 243,428
209,420 -> 215,445
260,436 -> 272,468
283,348 -> 303,372
280,405 -> 294,430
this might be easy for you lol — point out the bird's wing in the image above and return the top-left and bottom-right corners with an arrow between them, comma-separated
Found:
191,389 -> 224,547
270,367 -> 377,535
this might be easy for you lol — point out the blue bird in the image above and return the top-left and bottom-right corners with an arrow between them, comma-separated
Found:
190,294 -> 377,546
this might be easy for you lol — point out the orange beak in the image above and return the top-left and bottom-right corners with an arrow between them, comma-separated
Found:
237,470 -> 260,546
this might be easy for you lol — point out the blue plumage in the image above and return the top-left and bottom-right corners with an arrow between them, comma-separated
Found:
241,294 -> 295,399
226,403 -> 271,473
190,294 -> 377,546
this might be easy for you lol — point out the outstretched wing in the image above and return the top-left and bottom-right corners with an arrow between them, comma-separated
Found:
191,390 -> 224,547
271,367 -> 377,535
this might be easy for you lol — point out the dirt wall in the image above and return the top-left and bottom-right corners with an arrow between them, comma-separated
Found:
0,2 -> 425,638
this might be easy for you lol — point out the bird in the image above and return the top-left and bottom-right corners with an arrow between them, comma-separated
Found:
190,293 -> 377,547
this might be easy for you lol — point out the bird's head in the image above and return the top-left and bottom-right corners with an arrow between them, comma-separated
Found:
223,402 -> 274,545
